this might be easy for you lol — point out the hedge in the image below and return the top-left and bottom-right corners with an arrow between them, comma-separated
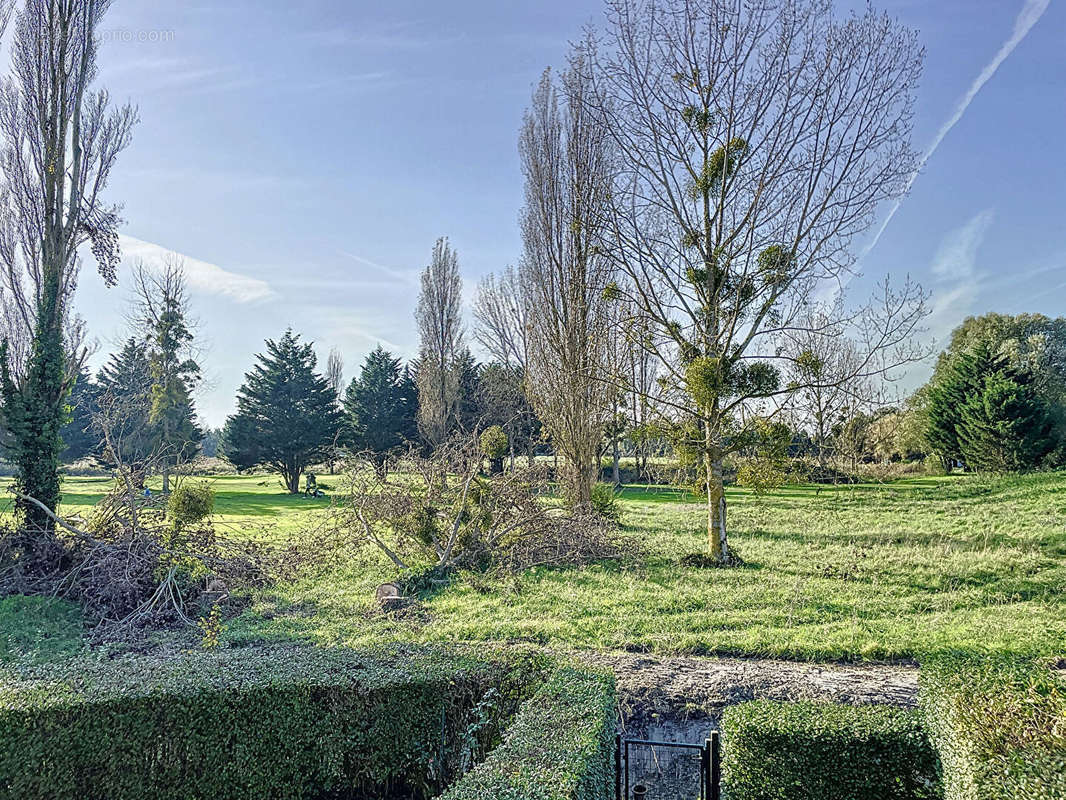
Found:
920,654 -> 1066,800
0,643 -> 541,800
441,665 -> 616,800
722,700 -> 942,800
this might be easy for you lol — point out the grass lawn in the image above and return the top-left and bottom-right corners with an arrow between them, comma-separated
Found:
2,470 -> 1064,663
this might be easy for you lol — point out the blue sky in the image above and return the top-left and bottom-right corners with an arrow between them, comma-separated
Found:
73,0 -> 1064,426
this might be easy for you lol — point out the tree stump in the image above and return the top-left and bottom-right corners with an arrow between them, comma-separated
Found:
375,582 -> 408,612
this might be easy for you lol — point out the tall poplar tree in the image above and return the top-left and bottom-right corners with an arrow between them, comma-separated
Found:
0,0 -> 136,531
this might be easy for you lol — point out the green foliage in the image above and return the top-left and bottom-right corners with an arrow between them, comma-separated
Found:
589,482 -> 622,524
343,346 -> 418,474
476,362 -> 540,460
925,314 -> 1066,467
222,329 -> 342,493
0,644 -> 539,800
166,481 -> 215,527
442,666 -> 616,800
957,356 -> 1055,471
722,700 -> 942,800
0,283 -> 68,528
59,366 -> 99,462
735,418 -> 793,493
144,279 -> 202,471
480,425 -> 509,474
928,343 -> 1055,471
920,654 -> 1066,800
95,338 -> 155,471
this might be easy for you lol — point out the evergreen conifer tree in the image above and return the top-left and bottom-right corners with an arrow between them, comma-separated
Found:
221,330 -> 341,493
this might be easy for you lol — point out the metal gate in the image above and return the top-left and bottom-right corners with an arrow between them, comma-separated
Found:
615,731 -> 720,800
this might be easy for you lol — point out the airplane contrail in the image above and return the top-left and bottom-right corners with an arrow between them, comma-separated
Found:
861,0 -> 1050,260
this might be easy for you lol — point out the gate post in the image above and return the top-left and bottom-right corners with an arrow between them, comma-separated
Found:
710,731 -> 721,800
615,734 -> 622,800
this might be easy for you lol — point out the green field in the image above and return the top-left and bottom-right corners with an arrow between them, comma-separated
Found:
5,470 -> 1062,663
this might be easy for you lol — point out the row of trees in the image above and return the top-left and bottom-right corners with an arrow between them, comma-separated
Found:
218,331 -> 544,495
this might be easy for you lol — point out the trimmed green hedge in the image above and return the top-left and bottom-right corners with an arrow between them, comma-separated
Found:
722,700 -> 942,800
920,654 -> 1065,800
0,643 -> 538,800
441,665 -> 616,800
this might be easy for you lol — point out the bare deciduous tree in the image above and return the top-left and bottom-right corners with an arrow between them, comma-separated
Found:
473,266 -> 528,370
325,347 -> 344,398
520,57 -> 616,510
589,0 -> 927,560
415,237 -> 464,446
0,0 -> 137,529
782,295 -> 924,470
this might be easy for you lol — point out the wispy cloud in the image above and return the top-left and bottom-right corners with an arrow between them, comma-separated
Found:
862,0 -> 1050,259
926,209 -> 995,342
119,235 -> 276,304
930,209 -> 995,281
338,250 -> 419,287
299,21 -> 458,50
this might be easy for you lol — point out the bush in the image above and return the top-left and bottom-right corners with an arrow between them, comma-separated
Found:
0,643 -> 541,800
480,426 -> 509,461
443,665 -> 616,800
167,480 -> 215,526
722,700 -> 942,800
920,654 -> 1066,800
589,482 -> 622,524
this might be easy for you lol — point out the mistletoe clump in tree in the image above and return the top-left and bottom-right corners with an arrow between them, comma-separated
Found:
221,330 -> 341,494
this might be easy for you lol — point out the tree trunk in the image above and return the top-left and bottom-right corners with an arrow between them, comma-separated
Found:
704,420 -> 730,562
162,466 -> 170,495
612,438 -> 621,486
285,466 -> 301,494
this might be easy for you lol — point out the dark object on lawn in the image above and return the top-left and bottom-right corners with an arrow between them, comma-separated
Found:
681,550 -> 744,569
375,582 -> 408,611
632,784 -> 648,800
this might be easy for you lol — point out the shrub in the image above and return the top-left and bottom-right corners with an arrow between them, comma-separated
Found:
920,654 -> 1065,800
589,482 -> 622,524
0,643 -> 542,800
443,665 -> 616,800
167,480 -> 215,526
722,700 -> 942,800
480,426 -> 509,461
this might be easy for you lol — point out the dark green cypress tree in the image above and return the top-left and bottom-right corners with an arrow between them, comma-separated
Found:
958,360 -> 1055,472
342,346 -> 418,476
452,348 -> 482,434
60,366 -> 100,462
221,330 -> 341,494
95,339 -> 156,478
925,344 -> 994,468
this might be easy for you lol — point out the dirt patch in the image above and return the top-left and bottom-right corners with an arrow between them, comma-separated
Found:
581,651 -> 920,723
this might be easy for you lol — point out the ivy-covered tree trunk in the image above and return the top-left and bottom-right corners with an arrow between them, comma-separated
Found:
7,278 -> 67,533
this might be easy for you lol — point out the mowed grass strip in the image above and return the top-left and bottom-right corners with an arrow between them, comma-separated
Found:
3,471 -> 1064,662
